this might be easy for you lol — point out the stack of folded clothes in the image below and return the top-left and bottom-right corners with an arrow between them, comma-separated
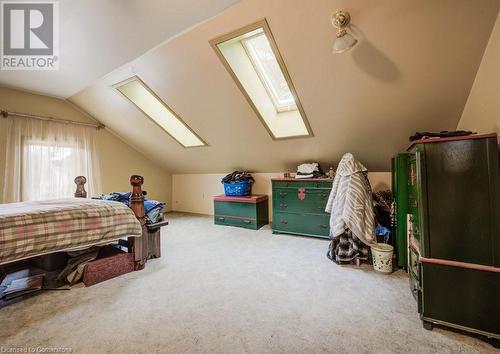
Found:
94,192 -> 165,224
295,162 -> 324,179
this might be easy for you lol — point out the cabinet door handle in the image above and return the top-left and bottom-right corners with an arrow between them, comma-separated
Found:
218,217 -> 225,221
319,224 -> 328,229
280,220 -> 288,225
280,203 -> 288,208
317,206 -> 325,210
243,220 -> 251,224
320,193 -> 328,199
279,191 -> 288,197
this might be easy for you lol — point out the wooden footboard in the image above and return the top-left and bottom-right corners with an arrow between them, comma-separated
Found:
74,175 -> 150,271
128,175 -> 148,270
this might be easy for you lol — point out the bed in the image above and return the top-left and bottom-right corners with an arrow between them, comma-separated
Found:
0,175 -> 151,283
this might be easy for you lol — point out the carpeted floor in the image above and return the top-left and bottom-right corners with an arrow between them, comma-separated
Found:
0,213 -> 497,353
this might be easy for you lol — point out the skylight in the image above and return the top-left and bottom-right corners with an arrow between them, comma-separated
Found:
210,20 -> 312,140
115,77 -> 206,148
241,33 -> 297,112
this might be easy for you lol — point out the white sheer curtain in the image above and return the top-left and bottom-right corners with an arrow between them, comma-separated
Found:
1,117 -> 102,203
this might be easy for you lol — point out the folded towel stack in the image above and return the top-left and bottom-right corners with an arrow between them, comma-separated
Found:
295,162 -> 324,179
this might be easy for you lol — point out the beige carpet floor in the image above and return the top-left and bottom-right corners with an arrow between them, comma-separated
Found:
0,213 -> 497,353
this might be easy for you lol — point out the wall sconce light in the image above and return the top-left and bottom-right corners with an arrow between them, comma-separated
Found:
331,10 -> 357,54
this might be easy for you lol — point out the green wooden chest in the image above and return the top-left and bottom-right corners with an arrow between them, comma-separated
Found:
406,133 -> 500,340
272,178 -> 333,239
214,194 -> 269,230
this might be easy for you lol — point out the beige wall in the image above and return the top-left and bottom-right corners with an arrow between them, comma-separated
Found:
0,87 -> 172,208
458,12 -> 500,133
172,172 -> 391,218
71,0 -> 500,174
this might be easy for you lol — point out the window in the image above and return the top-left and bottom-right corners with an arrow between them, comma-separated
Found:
22,139 -> 83,200
241,33 -> 297,112
115,77 -> 206,148
210,20 -> 312,139
0,116 -> 101,203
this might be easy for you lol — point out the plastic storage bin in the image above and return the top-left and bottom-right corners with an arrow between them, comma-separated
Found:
223,181 -> 252,196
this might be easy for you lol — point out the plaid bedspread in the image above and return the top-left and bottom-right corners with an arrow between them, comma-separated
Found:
0,199 -> 142,265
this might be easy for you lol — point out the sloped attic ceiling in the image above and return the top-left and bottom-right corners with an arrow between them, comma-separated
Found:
70,0 -> 500,173
0,0 -> 240,98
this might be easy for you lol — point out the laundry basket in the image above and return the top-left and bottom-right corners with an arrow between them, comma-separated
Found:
223,180 -> 252,196
371,243 -> 394,274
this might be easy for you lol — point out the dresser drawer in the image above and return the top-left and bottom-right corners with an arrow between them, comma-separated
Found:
273,212 -> 330,238
273,180 -> 333,189
214,215 -> 257,230
214,201 -> 256,218
273,188 -> 329,214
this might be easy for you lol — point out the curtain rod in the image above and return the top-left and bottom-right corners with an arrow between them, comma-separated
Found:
0,109 -> 105,129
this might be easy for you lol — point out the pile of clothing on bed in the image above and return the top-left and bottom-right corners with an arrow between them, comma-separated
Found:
94,192 -> 165,224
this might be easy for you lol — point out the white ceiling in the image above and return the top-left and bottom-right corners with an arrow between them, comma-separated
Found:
70,0 -> 500,173
0,0 -> 240,98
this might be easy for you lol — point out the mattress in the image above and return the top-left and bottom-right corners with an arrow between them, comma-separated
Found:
0,198 -> 142,265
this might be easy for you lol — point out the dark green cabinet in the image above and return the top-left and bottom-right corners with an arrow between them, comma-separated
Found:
214,194 -> 269,230
406,133 -> 500,340
272,179 -> 333,239
392,154 -> 410,268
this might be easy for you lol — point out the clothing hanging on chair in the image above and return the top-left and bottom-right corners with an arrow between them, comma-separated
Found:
325,153 -> 376,264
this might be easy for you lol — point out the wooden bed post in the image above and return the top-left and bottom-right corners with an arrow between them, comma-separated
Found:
74,176 -> 87,198
129,175 -> 148,270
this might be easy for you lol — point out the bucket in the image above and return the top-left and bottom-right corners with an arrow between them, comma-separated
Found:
371,243 -> 394,274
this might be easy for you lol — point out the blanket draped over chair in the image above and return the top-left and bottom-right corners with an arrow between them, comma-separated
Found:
325,153 -> 376,262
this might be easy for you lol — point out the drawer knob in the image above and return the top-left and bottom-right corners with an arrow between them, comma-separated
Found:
218,217 -> 225,221
243,220 -> 251,224
319,224 -> 328,229
280,203 -> 288,208
279,192 -> 288,197
280,220 -> 288,225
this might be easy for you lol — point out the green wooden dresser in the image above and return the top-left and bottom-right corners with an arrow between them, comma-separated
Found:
406,133 -> 500,342
214,194 -> 269,230
272,178 -> 333,238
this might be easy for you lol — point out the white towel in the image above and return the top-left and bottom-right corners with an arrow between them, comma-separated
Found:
297,162 -> 319,175
295,174 -> 314,179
